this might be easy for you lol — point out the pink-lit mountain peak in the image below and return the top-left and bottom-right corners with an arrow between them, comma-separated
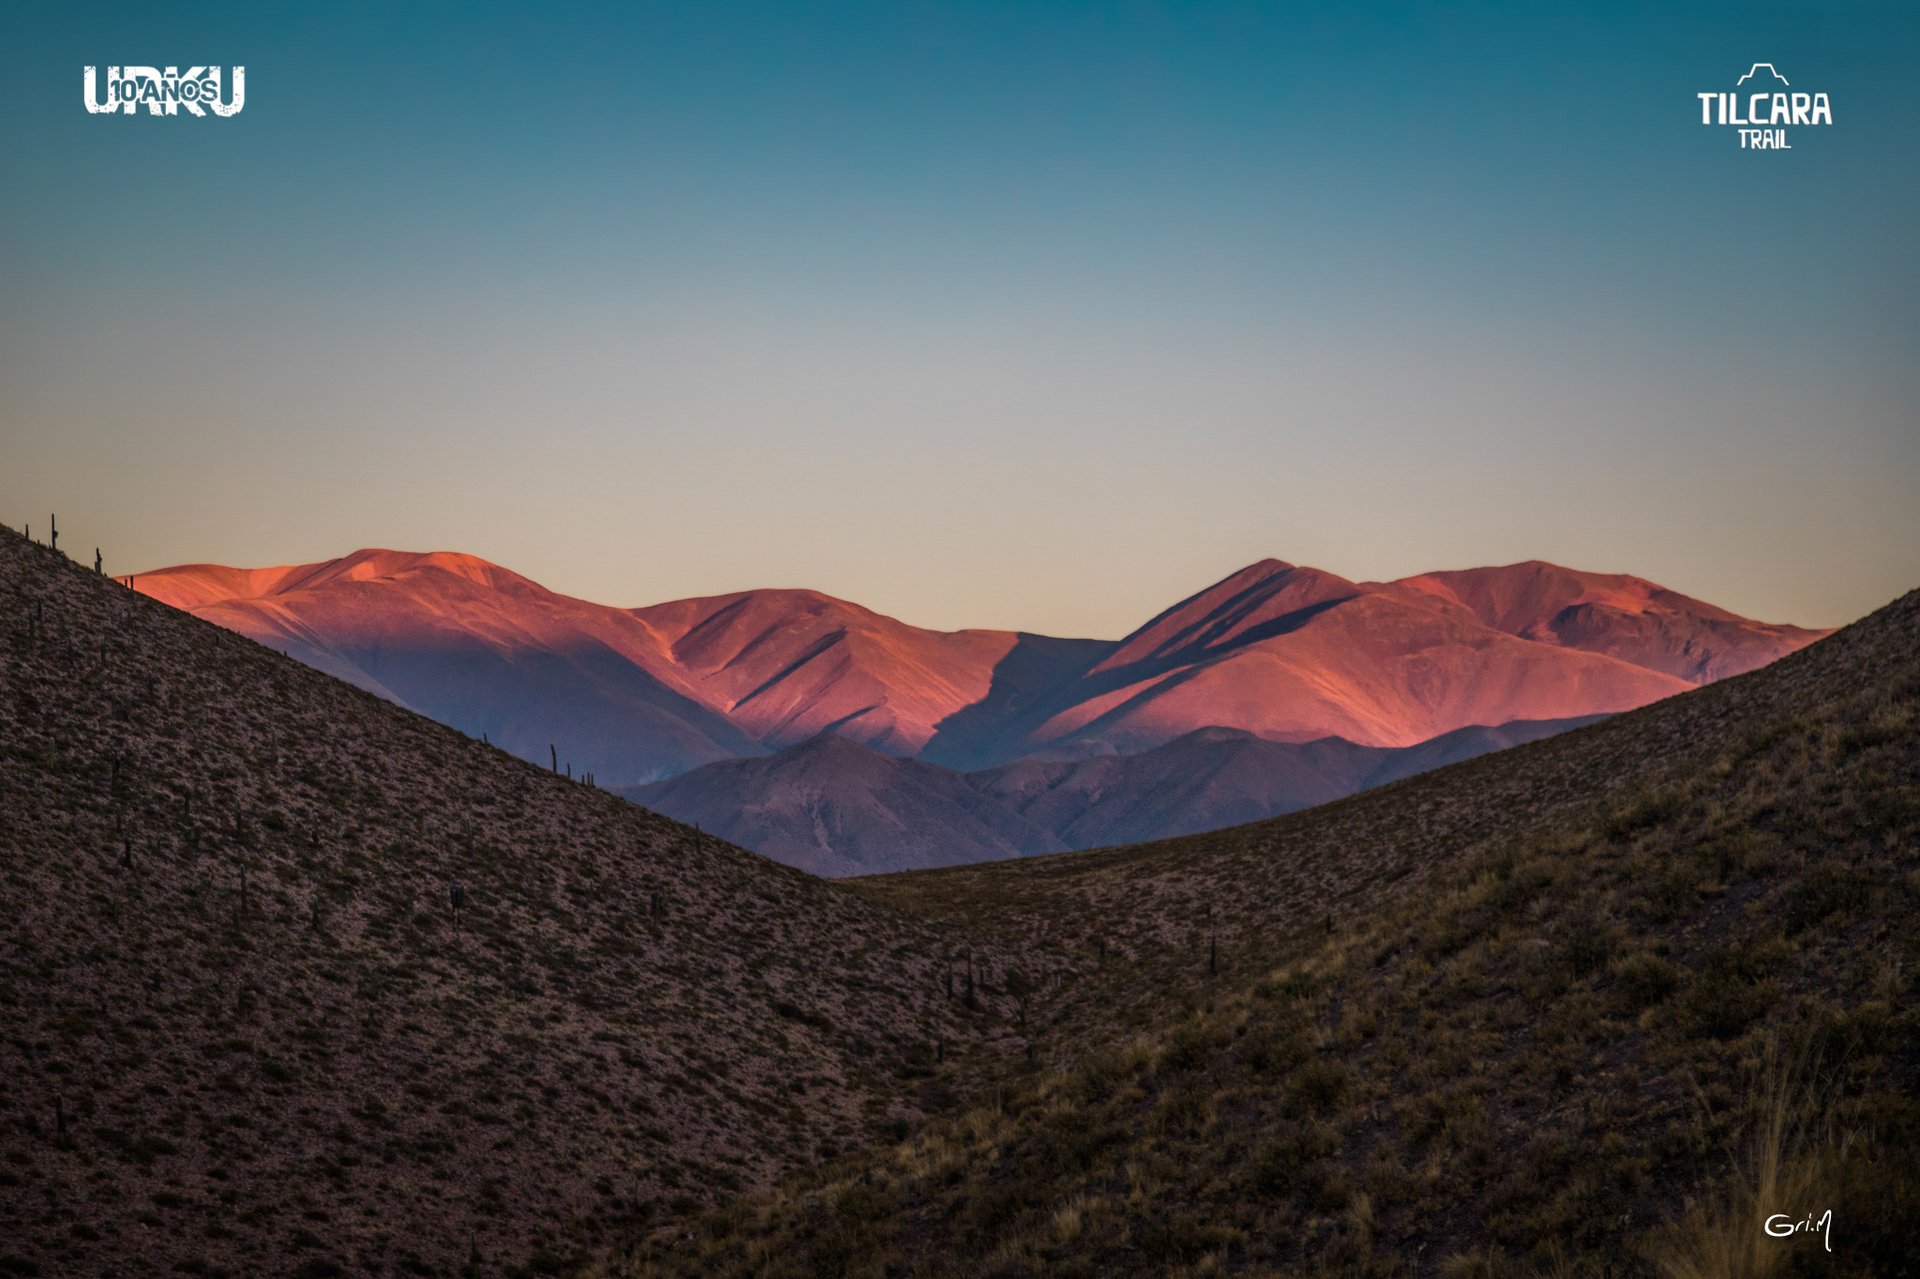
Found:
136,549 -> 1042,770
632,585 -> 1025,753
131,546 -> 1831,782
1095,558 -> 1362,674
1393,561 -> 1715,628
137,548 -> 538,613
1389,561 -> 1831,683
301,548 -> 532,591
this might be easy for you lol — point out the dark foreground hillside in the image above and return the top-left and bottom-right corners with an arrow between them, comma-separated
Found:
0,527 -> 1031,1279
628,589 -> 1920,1277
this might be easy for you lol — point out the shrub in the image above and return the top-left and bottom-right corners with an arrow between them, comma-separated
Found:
1552,910 -> 1618,980
1250,1122 -> 1338,1196
1286,1059 -> 1351,1116
1159,1020 -> 1223,1075
289,1262 -> 344,1279
1782,863 -> 1872,936
1670,950 -> 1777,1041
1610,951 -> 1680,1010
1236,1021 -> 1312,1076
1604,789 -> 1687,843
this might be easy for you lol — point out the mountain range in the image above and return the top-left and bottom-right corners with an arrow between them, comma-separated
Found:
625,717 -> 1603,875
13,521 -> 1914,1277
132,550 -> 1827,869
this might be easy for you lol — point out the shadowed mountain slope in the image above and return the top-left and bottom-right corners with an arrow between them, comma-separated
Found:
627,734 -> 1065,876
636,718 -> 1603,875
971,716 -> 1605,851
628,589 -> 1096,757
0,528 -> 1032,1279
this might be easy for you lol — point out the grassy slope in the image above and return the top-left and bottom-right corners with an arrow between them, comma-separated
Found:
628,589 -> 1920,1277
0,528 -> 1034,1279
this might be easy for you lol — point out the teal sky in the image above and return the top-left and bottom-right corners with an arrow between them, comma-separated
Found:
2,1 -> 1915,634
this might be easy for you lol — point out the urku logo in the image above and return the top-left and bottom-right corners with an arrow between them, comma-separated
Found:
83,66 -> 245,117
1697,63 -> 1829,150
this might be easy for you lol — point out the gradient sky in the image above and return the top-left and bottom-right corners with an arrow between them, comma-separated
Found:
3,1 -> 1915,636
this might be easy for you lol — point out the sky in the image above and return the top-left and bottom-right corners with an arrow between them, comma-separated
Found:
2,0 -> 1915,636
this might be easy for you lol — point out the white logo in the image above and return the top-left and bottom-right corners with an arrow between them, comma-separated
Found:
83,66 -> 245,117
1697,63 -> 1829,150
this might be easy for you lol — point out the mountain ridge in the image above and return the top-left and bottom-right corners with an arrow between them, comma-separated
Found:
132,548 -> 1829,792
629,716 -> 1607,875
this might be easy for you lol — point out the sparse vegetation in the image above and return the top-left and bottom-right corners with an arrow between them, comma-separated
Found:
3,523 -> 1914,1277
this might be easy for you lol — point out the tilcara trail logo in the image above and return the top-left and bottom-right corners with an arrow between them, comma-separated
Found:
83,66 -> 245,117
1697,63 -> 1829,150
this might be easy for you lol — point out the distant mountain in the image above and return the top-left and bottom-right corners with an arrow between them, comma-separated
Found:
972,716 -> 1606,850
953,561 -> 1702,765
966,727 -> 1378,851
627,589 -> 1098,755
139,549 -> 763,783
1390,560 -> 1828,682
631,716 -> 1604,874
134,550 -> 1828,794
628,734 -> 1064,876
